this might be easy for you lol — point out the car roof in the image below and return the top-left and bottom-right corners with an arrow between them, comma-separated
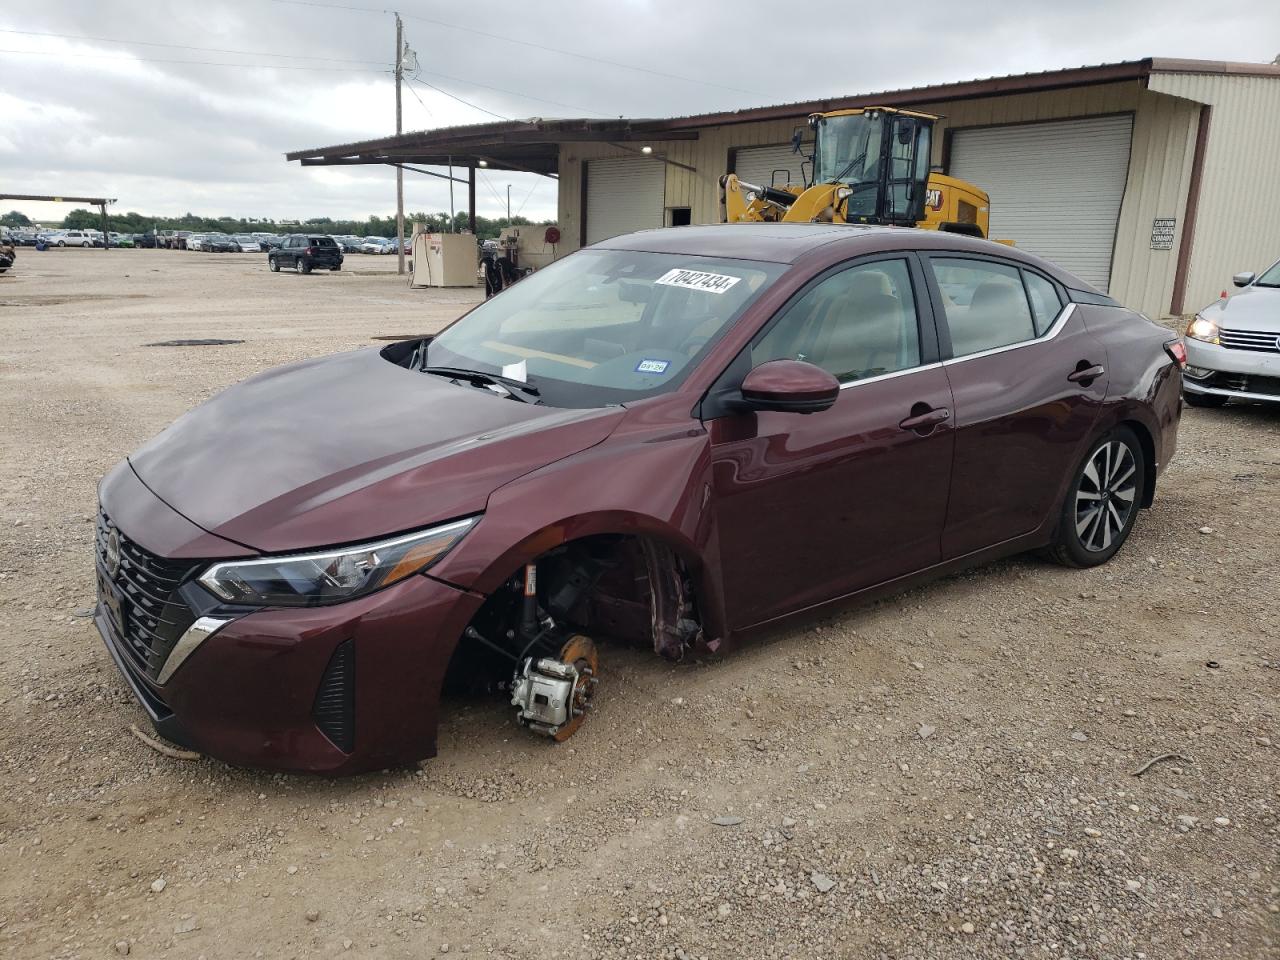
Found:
593,222 -> 1095,292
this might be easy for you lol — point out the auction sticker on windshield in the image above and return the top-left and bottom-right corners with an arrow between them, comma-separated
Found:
655,268 -> 742,295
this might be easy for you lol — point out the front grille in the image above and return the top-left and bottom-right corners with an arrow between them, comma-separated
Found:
1219,327 -> 1280,354
96,510 -> 204,682
313,640 -> 355,753
1208,373 -> 1280,398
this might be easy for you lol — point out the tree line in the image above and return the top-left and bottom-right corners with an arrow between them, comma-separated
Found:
2,209 -> 549,241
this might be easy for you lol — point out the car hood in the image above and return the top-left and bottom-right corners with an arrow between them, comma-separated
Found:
129,348 -> 625,553
1201,285 -> 1280,332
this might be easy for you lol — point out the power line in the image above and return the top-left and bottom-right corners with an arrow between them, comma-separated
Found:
514,180 -> 541,217
407,76 -> 507,121
264,0 -> 773,97
411,66 -> 607,116
0,47 -> 389,72
404,77 -> 433,118
0,27 -> 391,65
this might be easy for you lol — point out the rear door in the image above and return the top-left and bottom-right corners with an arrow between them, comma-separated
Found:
709,254 -> 955,628
922,254 -> 1108,558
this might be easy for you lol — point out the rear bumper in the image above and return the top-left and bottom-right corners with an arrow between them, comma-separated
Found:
96,572 -> 484,775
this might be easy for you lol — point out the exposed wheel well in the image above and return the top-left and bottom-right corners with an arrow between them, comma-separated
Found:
445,534 -> 703,690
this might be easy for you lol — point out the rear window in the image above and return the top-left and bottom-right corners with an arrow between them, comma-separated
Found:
311,237 -> 337,246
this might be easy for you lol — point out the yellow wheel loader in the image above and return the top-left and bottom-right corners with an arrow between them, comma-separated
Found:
721,107 -> 992,238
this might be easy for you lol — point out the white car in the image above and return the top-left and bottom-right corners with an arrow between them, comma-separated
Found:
54,230 -> 98,248
187,234 -> 207,252
232,234 -> 262,252
1183,257 -> 1280,407
360,237 -> 393,254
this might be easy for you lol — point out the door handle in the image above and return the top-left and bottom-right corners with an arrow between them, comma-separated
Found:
1068,363 -> 1105,383
899,406 -> 951,432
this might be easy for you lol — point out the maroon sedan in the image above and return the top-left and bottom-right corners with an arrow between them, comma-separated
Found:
94,224 -> 1183,774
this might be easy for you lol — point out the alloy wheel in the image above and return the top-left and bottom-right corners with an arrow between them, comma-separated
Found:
1074,441 -> 1137,552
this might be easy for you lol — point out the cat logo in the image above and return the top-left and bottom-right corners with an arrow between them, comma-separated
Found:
925,188 -> 943,211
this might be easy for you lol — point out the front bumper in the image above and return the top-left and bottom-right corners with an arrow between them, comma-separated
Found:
1182,337 -> 1280,403
96,570 -> 484,774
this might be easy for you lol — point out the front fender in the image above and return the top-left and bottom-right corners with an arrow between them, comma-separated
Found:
428,415 -> 730,647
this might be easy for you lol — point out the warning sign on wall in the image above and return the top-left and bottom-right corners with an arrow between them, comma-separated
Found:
1150,218 -> 1176,250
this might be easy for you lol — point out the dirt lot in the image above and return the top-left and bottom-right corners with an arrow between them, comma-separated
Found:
1,248 -> 1277,960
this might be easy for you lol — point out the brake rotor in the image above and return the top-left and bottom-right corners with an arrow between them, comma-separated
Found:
553,634 -> 599,742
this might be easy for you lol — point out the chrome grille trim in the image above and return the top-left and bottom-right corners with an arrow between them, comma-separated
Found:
1218,328 -> 1280,354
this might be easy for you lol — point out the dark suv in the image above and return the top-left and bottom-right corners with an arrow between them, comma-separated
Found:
269,235 -> 343,274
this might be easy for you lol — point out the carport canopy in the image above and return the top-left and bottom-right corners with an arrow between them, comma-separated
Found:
285,118 -> 698,231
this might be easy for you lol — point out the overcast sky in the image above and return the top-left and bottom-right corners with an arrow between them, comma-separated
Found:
2,0 -> 1277,226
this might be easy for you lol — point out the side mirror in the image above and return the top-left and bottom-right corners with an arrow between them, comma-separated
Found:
1232,271 -> 1256,288
740,359 -> 840,414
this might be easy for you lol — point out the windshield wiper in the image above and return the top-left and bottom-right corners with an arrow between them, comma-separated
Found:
420,366 -> 542,403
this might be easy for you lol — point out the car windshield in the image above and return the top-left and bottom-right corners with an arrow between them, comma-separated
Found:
424,248 -> 785,408
1256,260 -> 1280,287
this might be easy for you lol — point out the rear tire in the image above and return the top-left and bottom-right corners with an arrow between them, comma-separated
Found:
331,264 -> 341,272
1046,426 -> 1145,568
298,259 -> 311,274
269,257 -> 279,272
1183,391 -> 1228,408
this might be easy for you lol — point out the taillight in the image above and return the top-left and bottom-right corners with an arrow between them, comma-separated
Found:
1164,340 -> 1188,369
306,246 -> 315,256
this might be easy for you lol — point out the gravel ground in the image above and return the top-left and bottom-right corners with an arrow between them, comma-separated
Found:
0,249 -> 1276,960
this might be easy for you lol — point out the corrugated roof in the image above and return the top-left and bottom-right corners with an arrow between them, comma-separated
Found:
287,57 -> 1280,167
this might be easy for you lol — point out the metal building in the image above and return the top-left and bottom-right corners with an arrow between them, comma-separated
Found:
289,57 -> 1280,318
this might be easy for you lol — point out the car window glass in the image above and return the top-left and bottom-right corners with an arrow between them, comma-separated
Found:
752,259 -> 921,384
932,258 -> 1036,357
428,248 -> 783,406
1024,271 -> 1063,335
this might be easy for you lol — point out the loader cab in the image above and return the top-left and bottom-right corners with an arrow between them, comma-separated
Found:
809,108 -> 933,227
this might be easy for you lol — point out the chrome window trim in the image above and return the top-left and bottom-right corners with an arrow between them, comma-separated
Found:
942,302 -> 1077,367
838,361 -> 944,390
157,616 -> 235,686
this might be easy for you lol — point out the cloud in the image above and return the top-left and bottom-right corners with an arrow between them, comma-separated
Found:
2,0 -> 1275,223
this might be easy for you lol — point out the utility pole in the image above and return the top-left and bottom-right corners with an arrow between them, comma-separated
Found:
394,11 -> 405,275
506,184 -> 511,224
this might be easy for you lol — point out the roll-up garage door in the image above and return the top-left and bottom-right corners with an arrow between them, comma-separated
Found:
949,115 -> 1133,292
585,157 -> 665,245
734,144 -> 805,188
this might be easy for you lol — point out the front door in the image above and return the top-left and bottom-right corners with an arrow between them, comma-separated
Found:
710,255 -> 955,629
922,254 -> 1108,558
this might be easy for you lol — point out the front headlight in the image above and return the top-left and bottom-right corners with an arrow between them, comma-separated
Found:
197,517 -> 478,606
1186,314 -> 1220,343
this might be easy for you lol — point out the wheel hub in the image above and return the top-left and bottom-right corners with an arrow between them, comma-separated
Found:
509,635 -> 599,741
1074,441 -> 1137,553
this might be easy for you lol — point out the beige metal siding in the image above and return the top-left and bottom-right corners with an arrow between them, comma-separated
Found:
556,79 -> 1220,317
1148,72 -> 1280,313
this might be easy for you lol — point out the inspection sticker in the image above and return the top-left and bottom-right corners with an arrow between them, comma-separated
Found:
654,268 -> 741,295
635,358 -> 670,374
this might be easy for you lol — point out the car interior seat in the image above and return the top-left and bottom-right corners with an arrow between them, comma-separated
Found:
951,278 -> 1035,356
